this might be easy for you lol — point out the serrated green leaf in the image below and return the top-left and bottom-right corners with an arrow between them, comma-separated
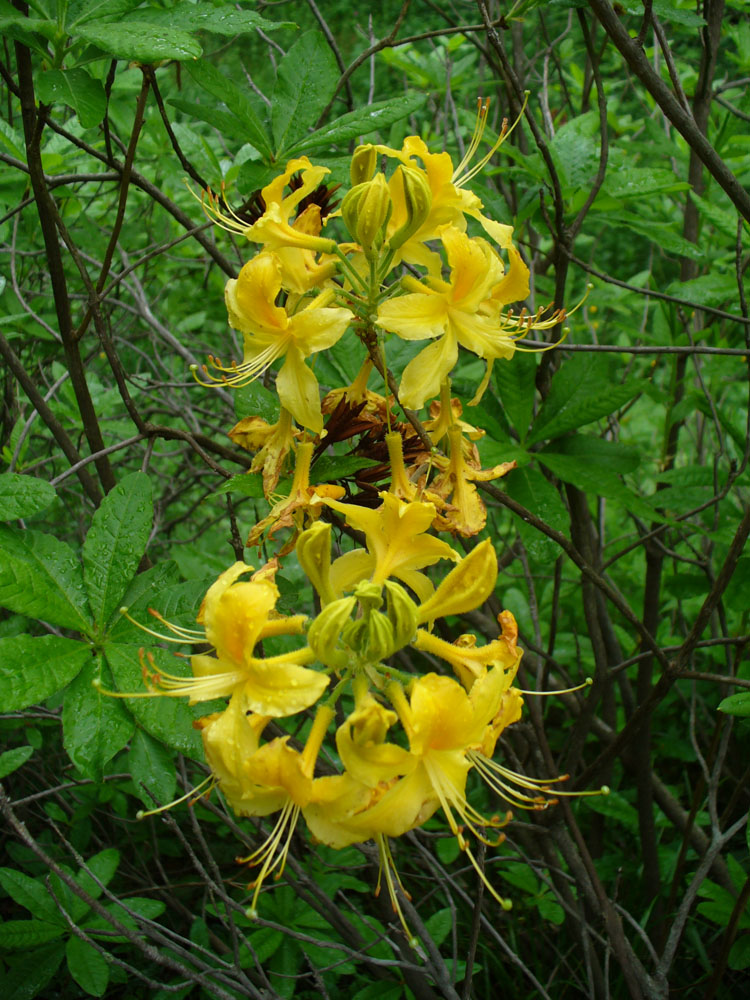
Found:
0,473 -> 56,520
215,473 -> 267,498
234,380 -> 281,421
76,21 -> 201,62
167,96 -> 253,145
272,31 -> 338,155
0,869 -> 65,924
0,635 -> 90,712
66,936 -> 109,998
35,68 -> 106,128
68,0 -> 145,27
62,657 -> 134,781
186,60 -> 271,158
503,465 -> 569,561
0,525 -> 92,632
527,355 -> 641,445
718,692 -> 750,717
610,212 -> 705,260
0,919 -> 66,949
82,472 -> 153,631
309,455 -> 378,483
0,745 -> 34,779
492,352 -> 538,439
291,93 -> 427,156
0,942 -> 65,1000
105,644 -> 205,758
128,727 -> 176,809
123,3 -> 291,36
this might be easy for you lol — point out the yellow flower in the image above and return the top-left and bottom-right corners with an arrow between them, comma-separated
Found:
428,423 -> 516,536
377,227 -> 507,409
144,562 -> 328,717
318,491 -> 459,603
202,702 -> 335,915
202,157 -> 337,253
413,609 -> 522,690
228,407 -> 302,496
213,253 -> 353,433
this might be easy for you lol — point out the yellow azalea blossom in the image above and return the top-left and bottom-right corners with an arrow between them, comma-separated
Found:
246,440 -> 345,553
202,702 -> 335,914
413,609 -> 522,690
377,227 -> 508,410
360,97 -> 521,265
429,423 -> 516,536
228,408 -> 302,496
416,537 -> 498,624
142,561 -> 327,717
317,491 -> 459,604
210,252 -> 353,433
202,157 -> 336,253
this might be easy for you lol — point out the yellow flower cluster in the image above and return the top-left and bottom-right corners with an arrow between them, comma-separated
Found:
126,102 -> 600,938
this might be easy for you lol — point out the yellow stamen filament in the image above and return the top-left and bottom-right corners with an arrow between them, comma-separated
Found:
136,774 -> 214,820
424,758 -> 508,848
453,93 -> 530,187
374,834 -> 418,945
239,800 -> 301,915
186,180 -> 251,237
515,677 -> 593,696
119,607 -> 205,645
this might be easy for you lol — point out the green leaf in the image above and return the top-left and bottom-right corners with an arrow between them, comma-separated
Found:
186,60 -> 271,159
215,473 -> 267,498
0,473 -> 56,520
76,849 -> 120,900
310,455 -> 378,483
128,727 -> 176,809
62,657 -> 134,781
493,352 -> 538,440
105,644 -> 205,758
75,21 -> 201,62
0,635 -> 91,712
526,354 -> 642,445
272,31 -> 338,155
0,525 -> 92,633
35,69 -> 106,129
68,0 -> 145,27
123,3 -> 292,36
0,869 -> 65,924
503,465 -> 569,562
540,434 -> 641,473
66,936 -> 109,998
82,472 -> 153,631
609,212 -> 704,260
168,96 -> 254,145
537,450 -> 663,520
234,381 -> 281,421
0,919 -> 65,949
0,745 -> 34,779
106,560 -> 181,644
0,942 -> 65,1000
729,934 -> 750,971
291,93 -> 427,156
423,908 -> 452,947
718,692 -> 750,717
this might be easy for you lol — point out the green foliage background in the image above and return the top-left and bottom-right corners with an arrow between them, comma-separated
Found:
1,1 -> 749,998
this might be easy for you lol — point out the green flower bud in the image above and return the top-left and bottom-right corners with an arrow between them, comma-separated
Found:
388,166 -> 432,252
296,522 -> 335,606
308,596 -> 356,669
341,174 -> 392,259
350,144 -> 377,185
364,610 -> 396,662
383,580 -> 419,651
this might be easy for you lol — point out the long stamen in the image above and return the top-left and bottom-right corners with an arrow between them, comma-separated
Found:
515,677 -> 593,696
241,801 -> 301,918
374,835 -> 418,946
452,97 -> 489,182
136,774 -> 214,820
118,607 -> 205,645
